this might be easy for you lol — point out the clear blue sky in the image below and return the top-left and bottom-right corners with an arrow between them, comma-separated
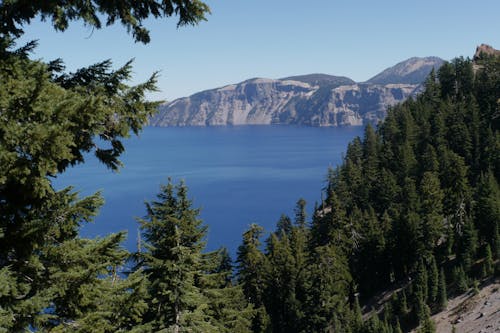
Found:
19,0 -> 500,102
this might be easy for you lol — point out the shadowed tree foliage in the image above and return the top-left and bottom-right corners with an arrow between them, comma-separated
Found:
0,0 -> 210,44
136,180 -> 251,332
235,51 -> 499,333
0,2 -> 209,331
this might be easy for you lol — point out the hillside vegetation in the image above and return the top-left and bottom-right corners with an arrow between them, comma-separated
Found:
0,35 -> 498,332
234,50 -> 500,333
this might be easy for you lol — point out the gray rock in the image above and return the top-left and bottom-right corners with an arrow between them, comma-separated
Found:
151,57 -> 444,127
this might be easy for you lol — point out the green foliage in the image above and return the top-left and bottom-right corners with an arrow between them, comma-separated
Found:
483,244 -> 494,277
236,224 -> 271,333
0,0 -> 210,44
437,267 -> 448,311
474,171 -> 500,258
137,180 -> 251,332
452,265 -> 469,293
427,255 -> 439,305
305,243 -> 352,332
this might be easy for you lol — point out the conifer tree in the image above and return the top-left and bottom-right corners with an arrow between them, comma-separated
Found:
437,267 -> 448,311
417,303 -> 435,333
415,259 -> 429,305
275,214 -> 293,239
304,243 -> 352,332
474,171 -> 500,258
264,232 -> 300,333
294,198 -> 308,229
419,172 -> 445,256
289,200 -> 310,329
427,255 -> 439,305
483,244 -> 494,277
0,2 -> 210,330
137,180 -> 218,332
0,42 -> 158,331
201,248 -> 253,333
453,265 -> 468,293
236,224 -> 271,333
394,318 -> 403,333
0,1 -> 210,44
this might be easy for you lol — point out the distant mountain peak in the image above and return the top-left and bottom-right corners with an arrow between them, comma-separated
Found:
151,55 -> 445,127
365,56 -> 444,85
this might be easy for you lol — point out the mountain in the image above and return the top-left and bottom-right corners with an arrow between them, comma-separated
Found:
365,56 -> 444,85
151,56 -> 444,127
280,73 -> 355,87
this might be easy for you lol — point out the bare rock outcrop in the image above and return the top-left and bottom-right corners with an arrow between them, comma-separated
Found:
151,57 -> 444,127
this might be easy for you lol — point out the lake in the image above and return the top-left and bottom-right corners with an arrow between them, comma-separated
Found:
55,125 -> 364,255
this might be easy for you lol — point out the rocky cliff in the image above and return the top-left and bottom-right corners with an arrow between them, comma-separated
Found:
151,57 -> 444,127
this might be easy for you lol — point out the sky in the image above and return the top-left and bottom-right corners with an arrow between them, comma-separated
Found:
18,0 -> 500,102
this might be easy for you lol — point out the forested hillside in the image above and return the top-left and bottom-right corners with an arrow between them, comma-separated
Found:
0,2 -> 498,330
235,51 -> 500,333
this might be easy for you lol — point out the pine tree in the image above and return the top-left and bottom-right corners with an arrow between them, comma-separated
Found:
427,255 -> 439,305
352,297 -> 363,333
289,210 -> 309,331
0,2 -> 209,327
304,243 -> 352,332
452,265 -> 468,293
294,198 -> 308,229
417,303 -> 436,333
415,259 -> 429,305
202,248 -> 253,333
264,232 -> 300,333
137,180 -> 218,332
0,42 -> 160,331
457,217 -> 478,272
236,224 -> 270,333
474,171 -> 500,258
276,214 -> 293,239
0,1 -> 210,44
419,172 -> 445,256
394,318 -> 403,333
483,244 -> 494,277
437,267 -> 448,311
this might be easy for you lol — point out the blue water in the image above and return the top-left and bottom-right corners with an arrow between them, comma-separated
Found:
55,125 -> 364,254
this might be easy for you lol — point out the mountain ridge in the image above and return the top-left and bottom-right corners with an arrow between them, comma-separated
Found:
151,56 -> 444,127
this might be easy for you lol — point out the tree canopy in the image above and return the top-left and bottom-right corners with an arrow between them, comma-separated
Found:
0,0 -> 210,44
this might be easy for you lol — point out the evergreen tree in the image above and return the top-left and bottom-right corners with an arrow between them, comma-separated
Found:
427,255 -> 439,305
236,224 -> 270,333
417,303 -> 436,333
452,265 -> 468,293
419,172 -> 445,256
304,243 -> 352,332
474,171 -> 500,258
415,259 -> 429,305
483,244 -> 494,277
457,217 -> 478,272
275,214 -> 293,239
294,198 -> 308,228
0,3 -> 210,330
0,1 -> 210,44
136,180 -> 218,332
394,318 -> 403,333
0,42 -> 158,331
437,267 -> 448,311
264,232 -> 300,333
202,248 -> 253,333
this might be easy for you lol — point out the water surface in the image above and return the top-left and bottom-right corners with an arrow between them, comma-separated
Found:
55,125 -> 364,254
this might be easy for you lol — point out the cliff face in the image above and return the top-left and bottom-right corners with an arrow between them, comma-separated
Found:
151,57 -> 444,127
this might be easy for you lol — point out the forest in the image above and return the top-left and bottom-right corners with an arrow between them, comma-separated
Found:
1,2 -> 499,332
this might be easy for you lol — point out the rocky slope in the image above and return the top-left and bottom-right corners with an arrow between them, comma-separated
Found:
151,57 -> 444,127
